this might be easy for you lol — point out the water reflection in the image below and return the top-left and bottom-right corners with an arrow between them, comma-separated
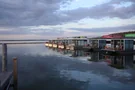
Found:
87,52 -> 103,62
48,48 -> 90,57
103,55 -> 135,69
47,47 -> 135,69
89,53 -> 135,69
59,69 -> 135,90
0,45 -> 135,90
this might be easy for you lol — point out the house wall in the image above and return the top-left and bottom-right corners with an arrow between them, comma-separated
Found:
134,39 -> 135,50
99,40 -> 106,49
124,40 -> 134,51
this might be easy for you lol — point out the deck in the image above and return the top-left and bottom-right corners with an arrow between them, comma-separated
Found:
0,71 -> 13,90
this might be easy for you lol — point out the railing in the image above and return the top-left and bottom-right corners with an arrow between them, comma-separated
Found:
104,47 -> 123,51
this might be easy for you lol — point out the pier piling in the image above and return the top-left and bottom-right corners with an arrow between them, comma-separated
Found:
13,57 -> 18,90
2,43 -> 7,72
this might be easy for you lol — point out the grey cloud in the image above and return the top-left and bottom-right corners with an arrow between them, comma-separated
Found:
62,0 -> 135,22
0,24 -> 134,36
0,0 -> 135,26
69,24 -> 135,32
0,0 -> 73,26
0,27 -> 64,35
110,0 -> 135,4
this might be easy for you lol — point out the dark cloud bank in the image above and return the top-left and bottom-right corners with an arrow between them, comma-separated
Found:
0,0 -> 73,26
0,0 -> 135,26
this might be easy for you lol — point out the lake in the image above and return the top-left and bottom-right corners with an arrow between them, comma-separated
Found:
0,44 -> 135,90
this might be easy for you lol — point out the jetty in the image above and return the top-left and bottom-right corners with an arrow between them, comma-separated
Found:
0,40 -> 47,90
0,44 -> 18,90
0,42 -> 46,45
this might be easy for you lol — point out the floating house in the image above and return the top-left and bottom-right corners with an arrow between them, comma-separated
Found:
45,36 -> 88,50
83,31 -> 135,54
45,31 -> 135,54
101,31 -> 135,54
67,37 -> 88,50
83,37 -> 106,52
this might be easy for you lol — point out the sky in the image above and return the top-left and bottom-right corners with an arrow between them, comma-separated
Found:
0,0 -> 135,39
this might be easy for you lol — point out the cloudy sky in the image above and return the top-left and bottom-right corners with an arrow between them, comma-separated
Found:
0,0 -> 135,39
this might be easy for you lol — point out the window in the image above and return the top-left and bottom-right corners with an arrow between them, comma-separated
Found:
125,40 -> 133,51
106,41 -> 111,44
134,41 -> 135,45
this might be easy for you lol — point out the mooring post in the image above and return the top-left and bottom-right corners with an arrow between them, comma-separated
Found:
13,57 -> 18,90
2,43 -> 7,72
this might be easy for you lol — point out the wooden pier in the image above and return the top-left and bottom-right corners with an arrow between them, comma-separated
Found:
0,41 -> 46,45
0,71 -> 13,90
0,43 -> 18,90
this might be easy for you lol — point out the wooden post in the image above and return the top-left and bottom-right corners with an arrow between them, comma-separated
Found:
2,43 -> 7,72
13,57 -> 18,90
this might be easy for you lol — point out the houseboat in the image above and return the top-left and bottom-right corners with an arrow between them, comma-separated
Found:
51,40 -> 58,48
45,42 -> 49,47
66,37 -> 88,50
83,31 -> 135,55
83,37 -> 106,52
101,32 -> 135,55
48,40 -> 53,47
45,31 -> 135,55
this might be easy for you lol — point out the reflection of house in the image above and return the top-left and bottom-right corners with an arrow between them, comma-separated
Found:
88,52 -> 99,62
110,56 -> 124,69
72,50 -> 86,57
87,52 -> 103,62
104,55 -> 135,69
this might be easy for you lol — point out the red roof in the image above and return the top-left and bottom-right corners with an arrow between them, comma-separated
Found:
102,35 -> 113,38
102,34 -> 123,39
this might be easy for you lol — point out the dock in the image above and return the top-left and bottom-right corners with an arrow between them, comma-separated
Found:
0,43 -> 18,90
0,72 -> 13,90
0,41 -> 46,45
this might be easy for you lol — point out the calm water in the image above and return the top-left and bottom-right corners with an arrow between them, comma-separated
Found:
0,44 -> 135,90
